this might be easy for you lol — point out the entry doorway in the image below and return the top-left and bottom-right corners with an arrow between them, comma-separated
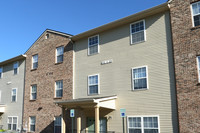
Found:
87,117 -> 107,133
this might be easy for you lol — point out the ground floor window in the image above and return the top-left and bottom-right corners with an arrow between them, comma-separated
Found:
29,116 -> 36,132
7,116 -> 17,131
128,116 -> 159,133
54,116 -> 61,133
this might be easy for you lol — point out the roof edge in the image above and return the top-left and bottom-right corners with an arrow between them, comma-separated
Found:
0,55 -> 26,66
71,2 -> 169,41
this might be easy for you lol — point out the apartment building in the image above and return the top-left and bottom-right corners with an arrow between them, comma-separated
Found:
169,0 -> 200,132
23,29 -> 73,133
0,55 -> 26,132
56,2 -> 179,133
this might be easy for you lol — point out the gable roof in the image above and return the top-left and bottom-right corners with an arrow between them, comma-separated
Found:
71,2 -> 169,41
25,29 -> 73,54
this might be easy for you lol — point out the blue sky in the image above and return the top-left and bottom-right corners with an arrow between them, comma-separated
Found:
0,0 -> 166,62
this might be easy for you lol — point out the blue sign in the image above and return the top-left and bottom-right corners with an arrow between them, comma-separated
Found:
120,108 -> 126,117
70,109 -> 75,117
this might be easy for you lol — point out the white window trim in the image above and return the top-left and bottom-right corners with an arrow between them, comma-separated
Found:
196,56 -> 200,82
88,74 -> 100,95
29,116 -> 36,132
56,46 -> 64,63
88,35 -> 100,55
131,65 -> 149,90
32,54 -> 38,69
13,61 -> 19,75
30,85 -> 37,100
191,2 -> 200,27
130,19 -> 146,45
54,116 -> 62,133
7,116 -> 18,131
11,88 -> 17,102
0,67 -> 3,79
127,115 -> 160,133
55,80 -> 63,98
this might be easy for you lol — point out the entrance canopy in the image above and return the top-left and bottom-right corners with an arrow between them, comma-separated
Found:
55,95 -> 117,110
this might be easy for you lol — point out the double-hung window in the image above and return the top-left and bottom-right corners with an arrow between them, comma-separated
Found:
13,62 -> 18,75
8,116 -> 17,131
31,85 -> 37,100
191,1 -> 200,27
0,67 -> 2,78
32,54 -> 38,69
88,35 -> 99,55
54,116 -> 61,133
128,116 -> 159,133
55,80 -> 63,98
88,74 -> 99,95
132,66 -> 148,90
56,46 -> 64,63
29,116 -> 36,132
130,20 -> 145,44
11,88 -> 17,102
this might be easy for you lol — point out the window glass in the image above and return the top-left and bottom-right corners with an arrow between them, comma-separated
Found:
13,62 -> 18,75
88,75 -> 99,95
132,67 -> 147,90
56,46 -> 64,63
88,35 -> 99,55
32,54 -> 38,69
192,2 -> 200,26
55,80 -> 63,98
131,20 -> 145,44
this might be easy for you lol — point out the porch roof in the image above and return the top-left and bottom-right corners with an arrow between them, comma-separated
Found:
55,95 -> 117,110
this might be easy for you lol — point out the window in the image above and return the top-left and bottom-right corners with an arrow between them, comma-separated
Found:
130,20 -> 145,44
0,67 -> 2,78
55,80 -> 63,98
30,85 -> 37,100
11,88 -> 17,102
8,117 -> 17,131
88,35 -> 99,55
32,54 -> 38,69
88,74 -> 99,95
29,116 -> 36,132
132,66 -> 148,90
128,116 -> 159,133
54,116 -> 61,133
191,2 -> 200,27
13,62 -> 18,75
197,56 -> 200,82
56,46 -> 64,63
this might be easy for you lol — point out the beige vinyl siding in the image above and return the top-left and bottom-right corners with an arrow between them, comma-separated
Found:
74,11 -> 178,133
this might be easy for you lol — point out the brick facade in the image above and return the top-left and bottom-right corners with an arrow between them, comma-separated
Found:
23,30 -> 73,133
170,0 -> 200,132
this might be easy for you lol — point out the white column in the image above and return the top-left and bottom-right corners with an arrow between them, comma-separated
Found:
95,106 -> 99,133
77,117 -> 81,133
62,107 -> 66,133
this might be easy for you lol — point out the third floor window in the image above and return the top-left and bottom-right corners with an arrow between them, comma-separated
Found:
88,35 -> 99,55
0,67 -> 2,78
130,20 -> 146,44
32,54 -> 38,69
13,62 -> 18,75
191,1 -> 200,27
56,46 -> 64,63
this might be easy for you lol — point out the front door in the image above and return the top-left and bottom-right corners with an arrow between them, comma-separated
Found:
87,117 -> 107,133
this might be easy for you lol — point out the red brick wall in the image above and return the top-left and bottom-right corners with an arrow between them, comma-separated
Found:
23,31 -> 73,133
170,0 -> 200,132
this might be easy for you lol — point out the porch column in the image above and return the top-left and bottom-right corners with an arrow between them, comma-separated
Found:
95,106 -> 99,133
77,117 -> 81,133
62,107 -> 66,133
